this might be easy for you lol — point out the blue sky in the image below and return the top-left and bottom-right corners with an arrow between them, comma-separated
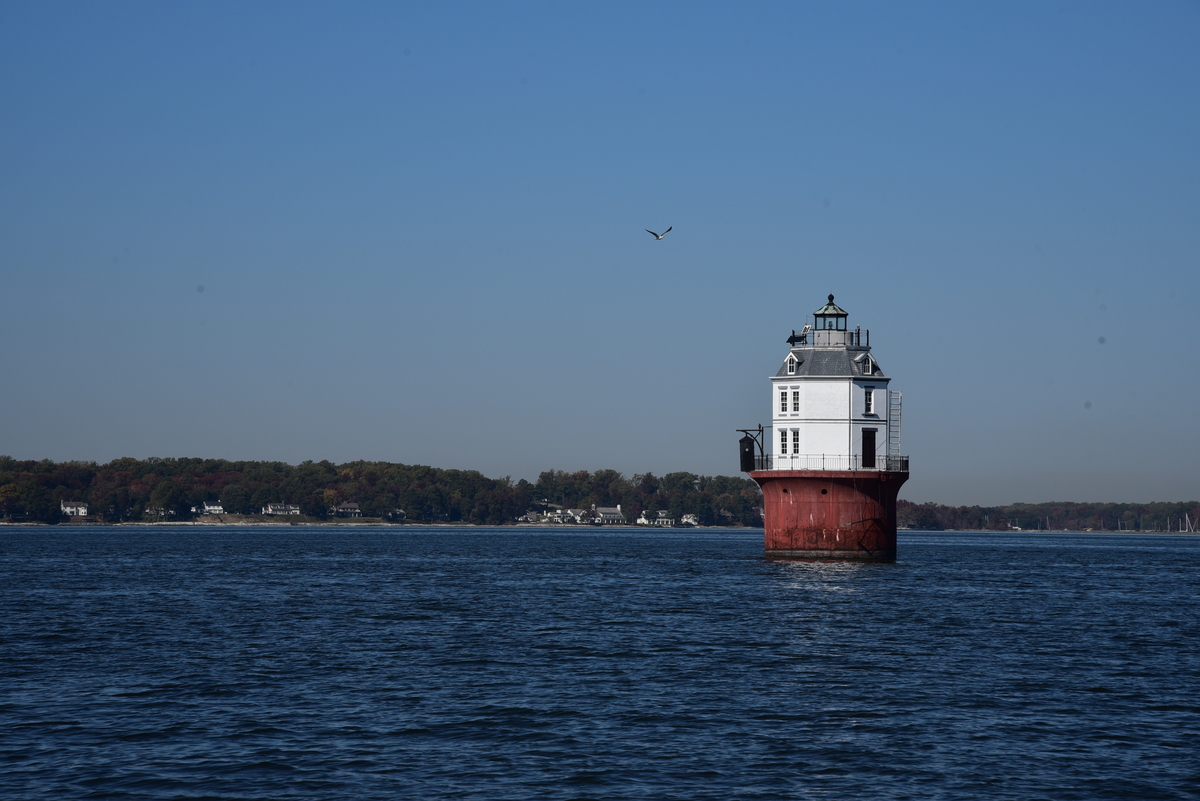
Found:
2,1 -> 1197,505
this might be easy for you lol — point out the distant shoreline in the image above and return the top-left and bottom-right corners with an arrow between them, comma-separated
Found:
0,517 -> 757,530
1,520 -> 1193,535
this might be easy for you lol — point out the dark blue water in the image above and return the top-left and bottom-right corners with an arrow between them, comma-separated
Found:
2,527 -> 1197,800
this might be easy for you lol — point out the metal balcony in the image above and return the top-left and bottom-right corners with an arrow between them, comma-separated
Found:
751,454 -> 909,472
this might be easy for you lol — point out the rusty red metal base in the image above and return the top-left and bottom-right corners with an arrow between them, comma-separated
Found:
749,470 -> 908,561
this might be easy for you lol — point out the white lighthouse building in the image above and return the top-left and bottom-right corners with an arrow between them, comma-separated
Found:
769,295 -> 902,471
743,293 -> 909,560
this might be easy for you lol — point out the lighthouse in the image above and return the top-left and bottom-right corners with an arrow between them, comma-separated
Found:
739,295 -> 909,561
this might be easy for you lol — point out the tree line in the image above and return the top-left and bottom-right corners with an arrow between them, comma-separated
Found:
0,456 -> 766,527
897,499 -> 1200,532
6,455 -> 1194,531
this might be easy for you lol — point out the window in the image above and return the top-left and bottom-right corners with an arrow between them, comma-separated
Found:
787,357 -> 796,375
780,391 -> 787,413
861,357 -> 872,375
864,386 -> 875,415
791,429 -> 799,454
780,430 -> 787,454
791,391 -> 799,412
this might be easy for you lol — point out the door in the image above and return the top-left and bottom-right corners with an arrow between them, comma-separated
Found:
862,429 -> 877,469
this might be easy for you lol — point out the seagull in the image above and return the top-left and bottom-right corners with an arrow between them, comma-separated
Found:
645,226 -> 672,240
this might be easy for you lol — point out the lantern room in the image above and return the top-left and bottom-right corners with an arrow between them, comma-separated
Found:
814,294 -> 847,329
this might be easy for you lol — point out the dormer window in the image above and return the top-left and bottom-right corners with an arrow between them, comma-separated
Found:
786,357 -> 797,375
861,357 -> 872,375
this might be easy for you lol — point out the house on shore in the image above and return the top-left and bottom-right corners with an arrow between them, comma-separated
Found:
635,510 -> 675,526
333,502 -> 362,518
61,501 -> 89,517
262,503 -> 301,515
592,504 -> 625,525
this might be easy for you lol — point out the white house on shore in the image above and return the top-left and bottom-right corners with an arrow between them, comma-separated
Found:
262,503 -> 301,515
592,504 -> 625,525
61,501 -> 88,517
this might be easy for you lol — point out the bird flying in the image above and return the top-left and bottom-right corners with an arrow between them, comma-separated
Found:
645,226 -> 672,240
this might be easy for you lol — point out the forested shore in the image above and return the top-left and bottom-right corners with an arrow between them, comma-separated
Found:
897,499 -> 1199,532
0,456 -> 765,526
1,456 -> 1195,531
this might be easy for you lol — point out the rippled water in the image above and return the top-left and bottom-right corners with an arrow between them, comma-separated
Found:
1,527 -> 1197,799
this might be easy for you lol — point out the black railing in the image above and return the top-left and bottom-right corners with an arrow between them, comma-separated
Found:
752,454 -> 909,472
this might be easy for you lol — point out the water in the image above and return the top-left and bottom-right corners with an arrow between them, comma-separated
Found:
1,527 -> 1197,800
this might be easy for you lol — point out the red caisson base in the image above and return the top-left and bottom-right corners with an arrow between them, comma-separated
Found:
749,470 -> 908,561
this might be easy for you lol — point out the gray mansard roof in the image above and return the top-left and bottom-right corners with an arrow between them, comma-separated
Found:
775,348 -> 884,378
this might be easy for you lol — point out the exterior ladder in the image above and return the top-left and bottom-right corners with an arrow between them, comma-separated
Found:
888,391 -> 903,456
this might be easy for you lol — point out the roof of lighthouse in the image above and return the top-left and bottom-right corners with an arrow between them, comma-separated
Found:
775,349 -> 884,378
813,294 -> 847,316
